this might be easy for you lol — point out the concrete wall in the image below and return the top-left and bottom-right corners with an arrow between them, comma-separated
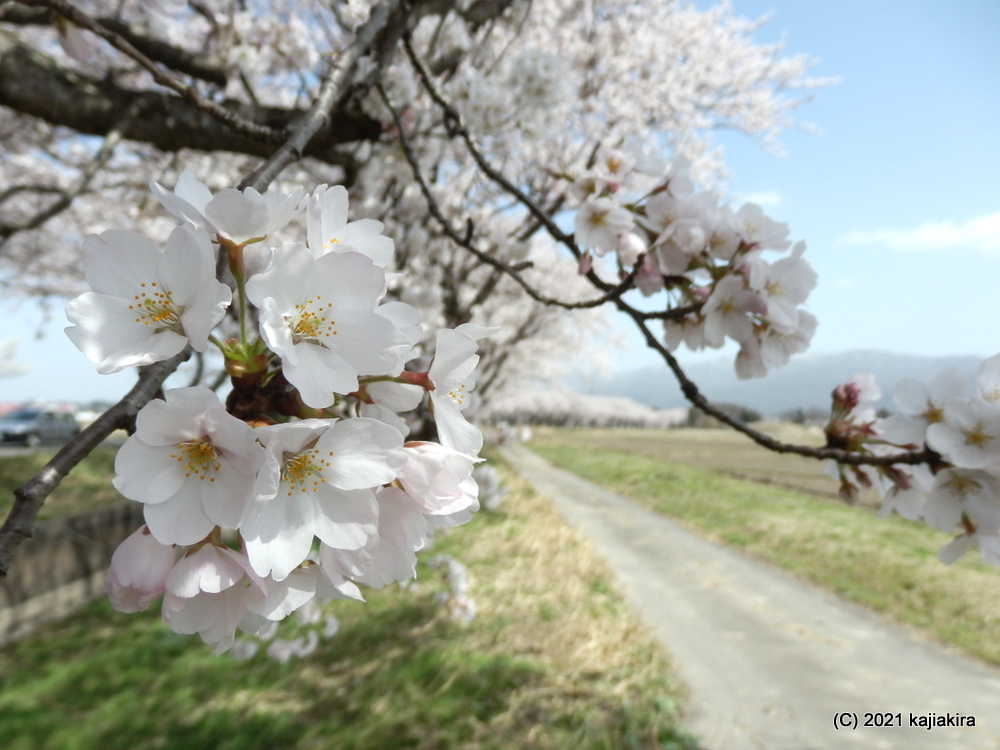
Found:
0,502 -> 143,642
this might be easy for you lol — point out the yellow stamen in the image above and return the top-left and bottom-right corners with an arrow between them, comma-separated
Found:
169,440 -> 221,481
281,448 -> 333,495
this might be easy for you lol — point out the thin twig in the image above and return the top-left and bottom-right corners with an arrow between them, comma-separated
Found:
238,0 -> 402,192
0,98 -> 145,247
379,85 -> 637,310
405,30 -> 932,471
404,35 -> 579,251
621,308 -> 936,468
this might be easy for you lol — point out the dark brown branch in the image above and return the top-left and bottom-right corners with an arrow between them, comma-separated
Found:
460,0 -> 517,30
404,22 -> 934,474
0,348 -> 190,578
619,306 -> 937,468
0,184 -> 62,204
0,4 -> 227,85
0,29 -> 379,162
639,302 -> 703,321
12,0 -> 276,142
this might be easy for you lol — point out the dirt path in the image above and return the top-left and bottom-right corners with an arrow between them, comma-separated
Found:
501,444 -> 1000,750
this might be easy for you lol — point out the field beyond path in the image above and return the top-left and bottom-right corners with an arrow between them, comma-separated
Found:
502,444 -> 1000,750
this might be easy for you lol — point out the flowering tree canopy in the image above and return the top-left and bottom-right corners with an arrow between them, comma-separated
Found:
0,0 -> 992,652
0,0 -> 831,397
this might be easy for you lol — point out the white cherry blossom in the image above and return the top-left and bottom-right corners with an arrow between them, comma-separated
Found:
243,418 -> 406,581
398,442 -> 480,514
318,486 -> 429,589
151,168 -> 304,246
735,202 -> 790,251
749,241 -> 817,332
113,387 -> 264,545
875,463 -> 933,521
926,399 -> 1000,471
924,468 -> 1000,534
574,198 -> 634,255
66,225 -> 231,374
161,544 -> 265,654
246,245 -> 408,408
428,325 -> 498,456
701,276 -> 766,347
976,354 -> 1000,404
307,184 -> 395,266
358,381 -> 424,436
879,368 -> 967,446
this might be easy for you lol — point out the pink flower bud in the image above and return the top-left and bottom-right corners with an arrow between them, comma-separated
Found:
105,525 -> 177,613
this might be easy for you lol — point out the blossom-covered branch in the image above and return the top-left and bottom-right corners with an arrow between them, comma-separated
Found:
379,84 -> 639,311
0,97 -> 143,247
0,3 -> 228,84
12,0 -> 283,144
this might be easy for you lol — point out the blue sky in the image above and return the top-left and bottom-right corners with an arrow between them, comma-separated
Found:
2,0 -> 999,403
609,0 -> 1000,373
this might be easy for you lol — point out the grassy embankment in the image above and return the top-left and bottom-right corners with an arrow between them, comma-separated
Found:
0,455 -> 699,750
0,446 -> 121,520
528,426 -> 1000,667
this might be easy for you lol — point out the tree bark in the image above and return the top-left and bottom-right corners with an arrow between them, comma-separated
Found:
0,29 -> 381,162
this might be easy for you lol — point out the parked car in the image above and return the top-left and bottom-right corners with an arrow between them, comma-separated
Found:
0,409 -> 81,447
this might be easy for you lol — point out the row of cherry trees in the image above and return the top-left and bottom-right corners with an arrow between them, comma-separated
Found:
1,0 -> 993,652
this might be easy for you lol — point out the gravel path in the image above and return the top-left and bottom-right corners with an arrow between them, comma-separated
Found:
501,444 -> 1000,750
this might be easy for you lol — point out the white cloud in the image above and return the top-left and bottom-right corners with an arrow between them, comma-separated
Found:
735,190 -> 782,208
0,339 -> 31,378
839,211 -> 1000,252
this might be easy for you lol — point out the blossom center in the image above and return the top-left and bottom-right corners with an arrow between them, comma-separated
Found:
921,402 -> 944,423
587,210 -> 609,229
171,439 -> 220,481
448,384 -> 467,407
281,448 -> 333,496
963,423 -> 994,448
128,282 -> 181,331
944,473 -> 981,499
288,295 -> 337,344
764,281 -> 785,298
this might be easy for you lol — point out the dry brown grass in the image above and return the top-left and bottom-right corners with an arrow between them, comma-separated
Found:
529,424 -> 886,506
449,466 -> 693,746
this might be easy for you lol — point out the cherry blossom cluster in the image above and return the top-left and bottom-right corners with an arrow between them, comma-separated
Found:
65,171 -> 495,653
562,143 -> 817,379
824,359 -> 1000,566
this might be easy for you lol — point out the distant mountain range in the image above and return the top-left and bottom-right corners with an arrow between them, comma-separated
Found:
572,350 -> 985,416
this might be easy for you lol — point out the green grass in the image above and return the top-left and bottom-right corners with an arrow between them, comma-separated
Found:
528,432 -> 1000,667
0,446 -> 123,520
0,458 -> 699,750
